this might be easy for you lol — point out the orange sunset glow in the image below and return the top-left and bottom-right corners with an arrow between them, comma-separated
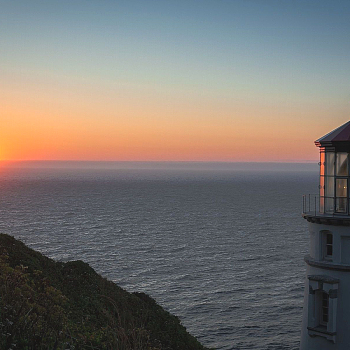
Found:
1,1 -> 350,163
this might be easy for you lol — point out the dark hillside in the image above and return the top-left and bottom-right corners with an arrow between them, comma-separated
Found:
0,234 -> 211,350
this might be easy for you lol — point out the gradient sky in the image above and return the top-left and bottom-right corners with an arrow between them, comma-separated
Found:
1,0 -> 350,162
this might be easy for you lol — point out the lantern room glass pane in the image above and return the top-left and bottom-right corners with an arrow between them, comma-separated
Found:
336,198 -> 347,213
336,178 -> 347,197
326,152 -> 335,176
325,177 -> 334,197
336,153 -> 348,176
325,198 -> 334,214
336,178 -> 348,213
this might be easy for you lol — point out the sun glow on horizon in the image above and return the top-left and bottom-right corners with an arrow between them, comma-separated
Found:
0,72 -> 343,163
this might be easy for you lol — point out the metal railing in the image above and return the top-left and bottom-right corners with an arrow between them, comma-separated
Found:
302,194 -> 319,216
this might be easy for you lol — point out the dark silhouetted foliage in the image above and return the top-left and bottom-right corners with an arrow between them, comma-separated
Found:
0,234 -> 212,350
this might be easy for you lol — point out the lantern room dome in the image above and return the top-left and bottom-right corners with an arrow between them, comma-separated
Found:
315,121 -> 350,149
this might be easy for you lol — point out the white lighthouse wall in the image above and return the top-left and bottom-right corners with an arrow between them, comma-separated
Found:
307,222 -> 350,263
300,221 -> 350,350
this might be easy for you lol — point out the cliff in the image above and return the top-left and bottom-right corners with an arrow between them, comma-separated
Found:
0,234 -> 211,350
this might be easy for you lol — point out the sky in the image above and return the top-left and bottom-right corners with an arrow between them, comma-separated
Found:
1,0 -> 350,162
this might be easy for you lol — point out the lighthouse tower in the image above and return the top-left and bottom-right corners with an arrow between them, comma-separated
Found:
300,121 -> 350,349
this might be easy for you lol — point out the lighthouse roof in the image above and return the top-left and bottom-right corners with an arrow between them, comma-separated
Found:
315,121 -> 350,147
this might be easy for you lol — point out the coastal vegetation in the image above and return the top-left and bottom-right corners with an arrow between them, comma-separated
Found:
0,234 -> 210,350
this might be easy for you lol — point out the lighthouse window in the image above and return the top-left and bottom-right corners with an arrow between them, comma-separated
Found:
321,292 -> 329,326
307,276 -> 338,343
321,231 -> 333,260
326,234 -> 333,256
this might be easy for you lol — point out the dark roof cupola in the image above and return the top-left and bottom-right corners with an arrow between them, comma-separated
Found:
315,121 -> 350,151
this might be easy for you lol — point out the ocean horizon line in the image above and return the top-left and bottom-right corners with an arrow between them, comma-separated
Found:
0,159 -> 317,164
0,159 -> 318,172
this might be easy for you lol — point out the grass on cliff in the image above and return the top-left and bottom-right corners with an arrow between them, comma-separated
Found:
0,233 -> 212,350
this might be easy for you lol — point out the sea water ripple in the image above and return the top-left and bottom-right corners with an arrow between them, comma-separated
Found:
0,162 -> 317,349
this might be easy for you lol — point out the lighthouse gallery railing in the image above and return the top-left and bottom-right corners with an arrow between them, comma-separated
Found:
302,194 -> 319,216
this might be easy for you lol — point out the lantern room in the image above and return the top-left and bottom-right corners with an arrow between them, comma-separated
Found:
315,121 -> 350,215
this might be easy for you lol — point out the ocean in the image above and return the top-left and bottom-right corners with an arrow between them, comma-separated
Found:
0,161 -> 318,349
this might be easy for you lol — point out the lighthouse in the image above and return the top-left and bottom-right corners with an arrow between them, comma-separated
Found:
300,121 -> 350,349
